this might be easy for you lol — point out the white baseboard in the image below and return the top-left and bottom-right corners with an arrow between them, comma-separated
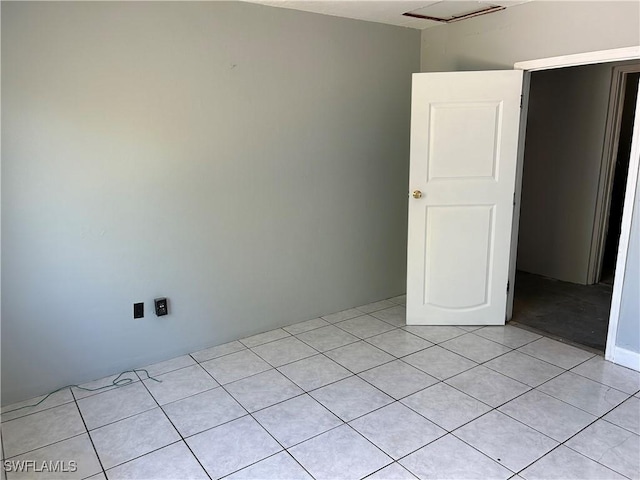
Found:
607,346 -> 640,372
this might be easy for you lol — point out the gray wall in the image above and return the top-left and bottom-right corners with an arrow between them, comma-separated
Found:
1,2 -> 420,404
517,64 -> 614,284
617,162 -> 640,353
420,1 -> 640,72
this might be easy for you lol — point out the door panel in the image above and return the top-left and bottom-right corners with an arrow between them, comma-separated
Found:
425,205 -> 494,310
407,71 -> 523,325
428,102 -> 501,180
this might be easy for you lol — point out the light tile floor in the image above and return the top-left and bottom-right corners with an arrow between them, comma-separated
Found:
2,295 -> 640,480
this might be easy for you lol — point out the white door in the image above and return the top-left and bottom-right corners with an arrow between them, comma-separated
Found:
407,71 -> 523,325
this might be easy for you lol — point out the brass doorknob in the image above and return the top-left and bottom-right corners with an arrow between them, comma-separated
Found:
412,190 -> 423,199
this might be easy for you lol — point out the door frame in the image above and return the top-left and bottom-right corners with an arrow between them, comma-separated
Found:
588,63 -> 640,285
507,46 -> 640,368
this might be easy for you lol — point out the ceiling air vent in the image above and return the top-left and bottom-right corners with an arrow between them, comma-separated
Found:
403,2 -> 505,23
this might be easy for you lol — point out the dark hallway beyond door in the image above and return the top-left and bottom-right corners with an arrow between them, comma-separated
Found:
512,271 -> 612,351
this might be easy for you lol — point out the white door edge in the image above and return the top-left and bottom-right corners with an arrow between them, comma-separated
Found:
606,83 -> 640,365
506,72 -> 531,321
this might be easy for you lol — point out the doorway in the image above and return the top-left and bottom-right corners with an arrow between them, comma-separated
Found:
511,62 -> 640,352
600,70 -> 640,285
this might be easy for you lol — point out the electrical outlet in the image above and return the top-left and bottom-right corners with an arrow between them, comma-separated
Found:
154,297 -> 168,316
133,302 -> 144,319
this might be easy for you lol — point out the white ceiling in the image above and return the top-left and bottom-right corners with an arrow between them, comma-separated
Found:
241,0 -> 532,29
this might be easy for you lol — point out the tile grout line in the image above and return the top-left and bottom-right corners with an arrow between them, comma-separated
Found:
0,433 -> 93,469
224,449 -> 313,480
74,379 -> 188,477
558,411 -> 638,479
345,403 -> 447,462
0,390 -> 78,424
242,319 -> 616,456
239,416 -> 318,479
355,355 -> 438,383
403,352 -> 480,386
252,393 -> 345,448
369,402 -> 520,478
481,353 -> 566,384
70,390 -> 107,480
361,327 -> 434,350
182,357 -> 294,474
509,319 -> 606,356
483,365 -> 638,458
190,300 -> 402,364
228,298 -> 400,353
238,331 -> 292,350
433,327 -> 551,366
76,383 -> 160,433
334,423 -> 395,474
282,320 -> 331,336
508,395 -> 635,479
459,357 -> 638,478
71,378 -> 140,402
329,328 -> 632,476
104,438 -> 185,477
147,384 -> 220,411
293,332 -> 361,355
427,336 -> 580,412
130,355 -> 198,377
248,340 -> 320,371
458,353 -> 602,423
1,399 -> 100,462
134,372 -> 214,480
527,371 -> 631,418
469,327 -> 543,347
248,392 -> 396,478
189,344 -> 247,364
565,356 -> 640,394
599,400 -> 640,436
323,348 -> 399,377
293,346 -> 498,473
197,363 -> 318,480
362,461 -> 416,480
185,322 -> 454,477
274,369 -> 356,401
569,369 -> 640,395
436,390 -> 602,478
561,424 -> 635,476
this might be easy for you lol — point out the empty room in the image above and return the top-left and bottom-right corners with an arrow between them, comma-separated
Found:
2,1 -> 639,479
